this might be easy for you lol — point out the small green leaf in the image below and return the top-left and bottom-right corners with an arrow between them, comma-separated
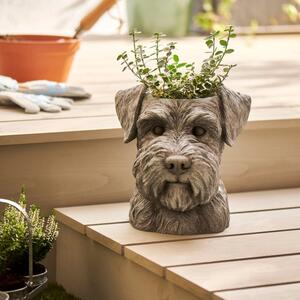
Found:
220,40 -> 227,46
226,49 -> 234,54
167,64 -> 175,70
122,66 -> 127,72
205,39 -> 213,48
230,33 -> 237,38
173,54 -> 179,63
210,60 -> 216,66
177,63 -> 187,68
142,68 -> 150,74
147,75 -> 154,81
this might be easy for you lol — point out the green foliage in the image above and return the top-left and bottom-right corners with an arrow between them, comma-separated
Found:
282,0 -> 300,22
195,0 -> 235,32
195,0 -> 300,35
0,187 -> 59,275
32,283 -> 81,300
117,26 -> 236,99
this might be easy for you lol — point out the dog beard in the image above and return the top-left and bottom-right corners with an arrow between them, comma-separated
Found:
159,183 -> 197,212
133,140 -> 220,212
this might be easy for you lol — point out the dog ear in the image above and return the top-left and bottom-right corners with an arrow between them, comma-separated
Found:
217,85 -> 251,146
115,84 -> 147,143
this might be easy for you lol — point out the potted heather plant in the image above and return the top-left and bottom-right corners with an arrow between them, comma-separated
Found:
115,26 -> 251,235
0,187 -> 59,298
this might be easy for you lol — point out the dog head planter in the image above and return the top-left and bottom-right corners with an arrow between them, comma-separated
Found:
115,85 -> 251,235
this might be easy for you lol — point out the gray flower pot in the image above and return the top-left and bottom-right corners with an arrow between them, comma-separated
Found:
24,264 -> 47,288
115,85 -> 251,235
4,285 -> 27,300
0,292 -> 9,300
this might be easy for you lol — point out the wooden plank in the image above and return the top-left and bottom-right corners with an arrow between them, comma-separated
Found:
1,139 -> 136,218
221,126 -> 300,192
55,202 -> 130,234
166,255 -> 300,298
248,107 -> 300,124
0,115 -> 122,145
216,283 -> 300,300
56,187 -> 300,235
67,78 -> 300,112
125,230 -> 300,276
0,103 -> 115,122
2,101 -> 299,123
1,106 -> 300,146
229,188 -> 300,213
86,223 -> 197,255
75,92 -> 300,109
86,208 -> 300,255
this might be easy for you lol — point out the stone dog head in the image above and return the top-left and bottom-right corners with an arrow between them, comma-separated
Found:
115,85 -> 251,213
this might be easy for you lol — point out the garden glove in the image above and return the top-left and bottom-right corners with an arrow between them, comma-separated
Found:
0,75 -> 90,113
0,91 -> 73,114
19,80 -> 91,99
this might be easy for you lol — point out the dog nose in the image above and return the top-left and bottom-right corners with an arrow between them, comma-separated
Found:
165,155 -> 192,175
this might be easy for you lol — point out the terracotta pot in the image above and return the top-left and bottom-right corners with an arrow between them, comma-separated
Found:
0,35 -> 80,82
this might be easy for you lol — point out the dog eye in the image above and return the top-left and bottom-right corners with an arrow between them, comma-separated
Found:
192,126 -> 206,137
152,126 -> 165,136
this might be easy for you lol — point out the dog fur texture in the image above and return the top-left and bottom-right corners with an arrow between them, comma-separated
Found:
115,84 -> 251,235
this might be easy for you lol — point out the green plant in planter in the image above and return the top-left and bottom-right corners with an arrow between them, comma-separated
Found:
115,25 -> 251,236
117,25 -> 236,99
0,187 -> 59,276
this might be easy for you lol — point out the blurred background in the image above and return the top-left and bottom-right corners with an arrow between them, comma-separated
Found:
0,0 -> 299,37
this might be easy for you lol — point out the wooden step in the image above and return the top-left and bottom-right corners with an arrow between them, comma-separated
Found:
87,208 -> 300,256
55,187 -> 300,300
168,255 -> 300,298
55,187 -> 300,233
216,283 -> 300,300
125,230 -> 300,276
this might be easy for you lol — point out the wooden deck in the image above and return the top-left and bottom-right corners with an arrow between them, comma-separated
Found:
0,34 -> 300,145
1,35 -> 300,214
1,35 -> 300,290
55,188 -> 300,300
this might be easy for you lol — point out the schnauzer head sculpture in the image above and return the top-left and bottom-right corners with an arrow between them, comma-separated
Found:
115,85 -> 251,235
